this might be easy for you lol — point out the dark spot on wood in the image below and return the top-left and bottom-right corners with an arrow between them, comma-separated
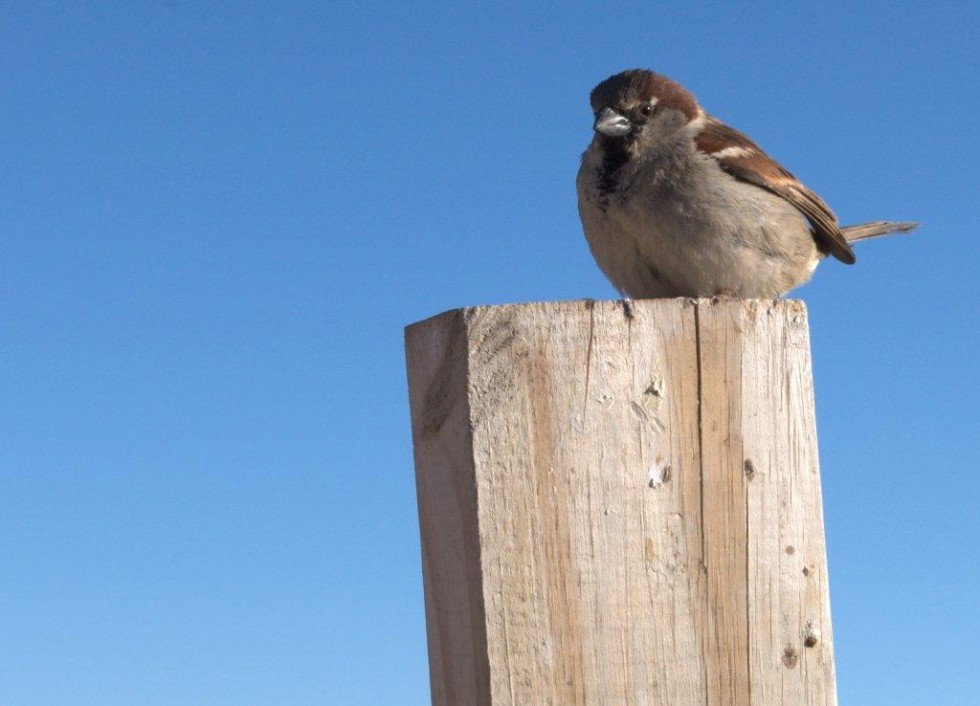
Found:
743,459 -> 756,480
648,464 -> 671,488
804,620 -> 820,648
785,545 -> 795,555
782,646 -> 798,669
644,378 -> 664,397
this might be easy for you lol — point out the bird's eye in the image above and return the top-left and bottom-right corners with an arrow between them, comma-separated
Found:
640,104 -> 655,117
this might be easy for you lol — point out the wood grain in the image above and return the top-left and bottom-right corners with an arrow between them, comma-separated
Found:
405,298 -> 836,705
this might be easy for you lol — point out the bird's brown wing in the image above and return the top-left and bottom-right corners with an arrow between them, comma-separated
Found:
695,117 -> 856,264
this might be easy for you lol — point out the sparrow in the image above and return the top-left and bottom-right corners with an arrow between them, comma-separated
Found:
576,69 -> 918,299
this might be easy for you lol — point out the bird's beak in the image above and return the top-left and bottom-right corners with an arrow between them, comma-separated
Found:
593,107 -> 631,137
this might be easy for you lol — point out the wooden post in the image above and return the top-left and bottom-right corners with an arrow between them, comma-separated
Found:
405,298 -> 836,705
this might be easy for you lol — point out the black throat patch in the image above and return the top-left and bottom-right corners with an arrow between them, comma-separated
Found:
597,141 -> 631,210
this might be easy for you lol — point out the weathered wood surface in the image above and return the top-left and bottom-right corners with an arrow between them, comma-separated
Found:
405,298 -> 836,706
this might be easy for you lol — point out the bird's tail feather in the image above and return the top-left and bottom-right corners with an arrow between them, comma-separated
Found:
841,220 -> 919,243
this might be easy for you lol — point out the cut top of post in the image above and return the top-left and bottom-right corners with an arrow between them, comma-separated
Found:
405,298 -> 836,706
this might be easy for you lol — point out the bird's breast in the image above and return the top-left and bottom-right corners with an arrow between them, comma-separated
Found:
577,150 -> 821,298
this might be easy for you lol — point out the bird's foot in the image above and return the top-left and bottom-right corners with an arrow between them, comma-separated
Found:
620,297 -> 635,320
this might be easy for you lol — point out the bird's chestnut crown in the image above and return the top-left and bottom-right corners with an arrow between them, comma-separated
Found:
591,70 -> 698,116
589,69 -> 700,139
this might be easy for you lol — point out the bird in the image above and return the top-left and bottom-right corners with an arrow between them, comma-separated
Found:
576,69 -> 918,299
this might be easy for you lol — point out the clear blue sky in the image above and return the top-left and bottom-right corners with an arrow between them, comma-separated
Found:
2,3 -> 977,704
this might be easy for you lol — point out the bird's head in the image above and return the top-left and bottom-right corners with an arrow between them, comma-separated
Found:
589,69 -> 702,153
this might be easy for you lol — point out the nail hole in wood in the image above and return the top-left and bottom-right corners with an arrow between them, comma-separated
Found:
804,620 -> 820,648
